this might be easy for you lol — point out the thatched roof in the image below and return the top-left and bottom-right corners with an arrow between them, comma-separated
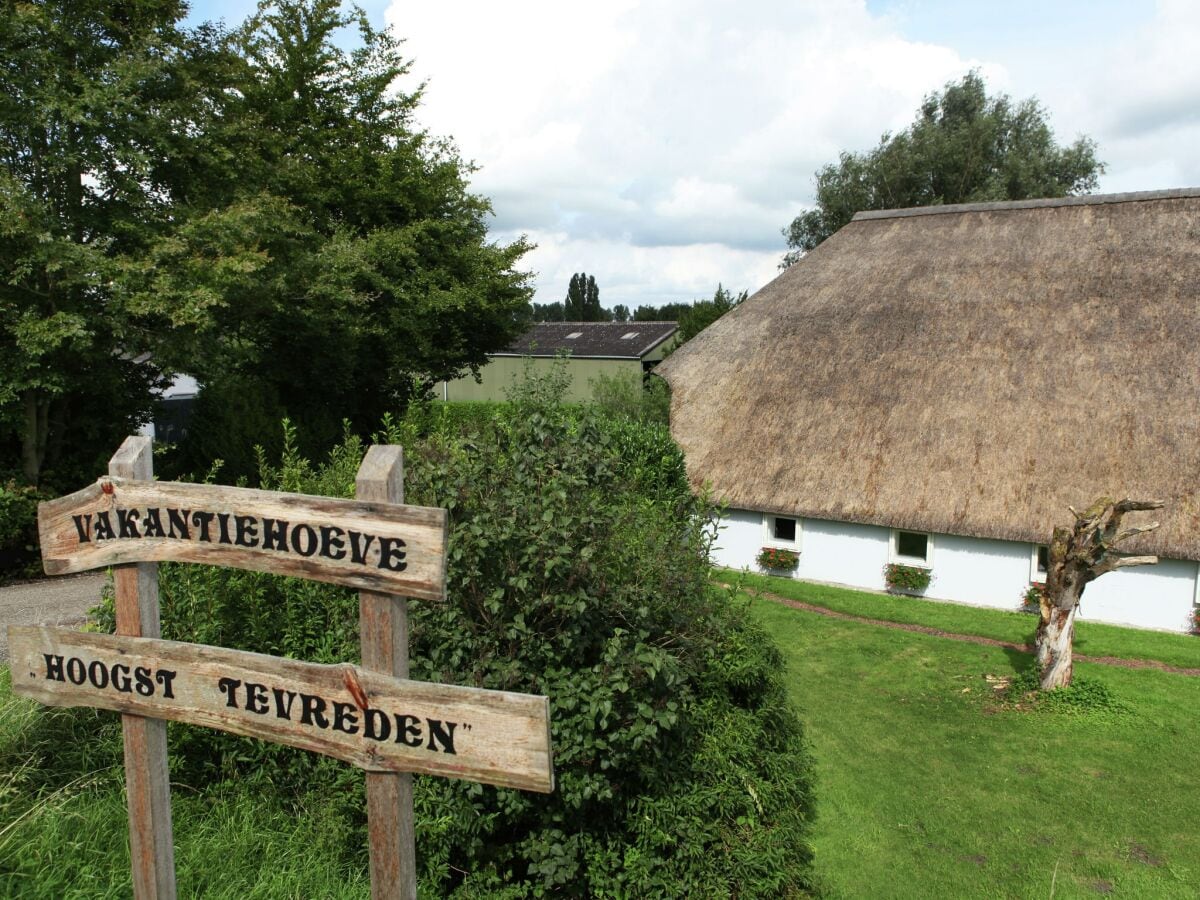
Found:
657,188 -> 1200,560
502,322 -> 677,359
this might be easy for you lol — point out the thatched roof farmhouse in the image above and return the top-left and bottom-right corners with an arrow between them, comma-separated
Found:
658,188 -> 1200,631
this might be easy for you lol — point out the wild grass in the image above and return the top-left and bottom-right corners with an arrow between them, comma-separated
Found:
742,579 -> 1200,898
0,668 -> 369,898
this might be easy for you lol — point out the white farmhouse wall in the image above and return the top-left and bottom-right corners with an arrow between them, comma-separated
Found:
925,534 -> 1031,610
713,507 -> 1199,634
1076,558 -> 1197,632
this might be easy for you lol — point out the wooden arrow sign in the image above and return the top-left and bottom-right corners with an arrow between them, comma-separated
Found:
8,626 -> 554,793
38,478 -> 448,601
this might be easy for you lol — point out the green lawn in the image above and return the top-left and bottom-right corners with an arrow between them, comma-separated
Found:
744,577 -> 1200,898
731,569 -> 1200,670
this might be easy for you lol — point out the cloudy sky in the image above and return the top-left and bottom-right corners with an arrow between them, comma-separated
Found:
190,0 -> 1200,310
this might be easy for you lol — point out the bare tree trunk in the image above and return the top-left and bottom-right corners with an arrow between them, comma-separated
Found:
1037,497 -> 1162,690
21,390 -> 50,486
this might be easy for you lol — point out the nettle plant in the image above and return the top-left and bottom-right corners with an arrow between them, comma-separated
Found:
883,562 -> 932,593
756,546 -> 799,571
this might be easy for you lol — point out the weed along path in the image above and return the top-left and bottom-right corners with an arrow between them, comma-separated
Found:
728,582 -> 1200,677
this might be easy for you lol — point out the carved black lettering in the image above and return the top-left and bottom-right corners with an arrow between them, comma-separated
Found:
319,525 -> 346,561
94,511 -> 115,541
217,677 -> 241,708
71,514 -> 92,543
426,719 -> 458,755
191,511 -> 215,541
363,708 -> 391,741
87,660 -> 109,689
300,693 -> 329,728
262,518 -> 289,552
141,507 -> 165,538
167,508 -> 191,539
216,512 -> 233,544
235,515 -> 259,548
244,681 -> 269,714
348,530 -> 375,565
291,524 -> 318,557
117,508 -> 141,539
66,657 -> 86,685
134,666 -> 154,696
155,670 -> 177,699
394,714 -> 423,748
332,701 -> 359,735
377,537 -> 407,572
111,664 -> 132,693
272,687 -> 298,720
44,654 -> 65,681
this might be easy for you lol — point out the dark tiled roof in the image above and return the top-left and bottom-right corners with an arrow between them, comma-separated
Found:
501,321 -> 678,359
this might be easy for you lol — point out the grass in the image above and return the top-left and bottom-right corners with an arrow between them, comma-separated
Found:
730,568 -> 1200,669
741,577 -> 1200,898
0,667 -> 369,898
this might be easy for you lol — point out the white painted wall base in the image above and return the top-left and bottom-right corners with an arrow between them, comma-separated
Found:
713,508 -> 1199,634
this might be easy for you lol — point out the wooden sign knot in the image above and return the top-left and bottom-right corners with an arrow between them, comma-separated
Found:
343,666 -> 370,709
100,479 -> 114,496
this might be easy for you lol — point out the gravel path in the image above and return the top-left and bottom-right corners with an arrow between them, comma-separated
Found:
0,573 -> 106,663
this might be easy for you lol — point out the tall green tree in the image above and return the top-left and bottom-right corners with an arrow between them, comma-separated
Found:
563,272 -> 607,321
0,0 -> 205,484
782,71 -> 1103,265
676,284 -> 746,343
131,0 -> 533,458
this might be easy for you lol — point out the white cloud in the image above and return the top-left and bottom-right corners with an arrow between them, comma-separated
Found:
387,0 -> 1188,311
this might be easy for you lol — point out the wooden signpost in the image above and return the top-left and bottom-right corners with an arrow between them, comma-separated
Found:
6,436 -> 555,899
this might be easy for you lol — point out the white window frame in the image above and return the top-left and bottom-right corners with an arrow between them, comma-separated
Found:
1030,544 -> 1049,582
890,530 -> 933,568
762,513 -> 801,552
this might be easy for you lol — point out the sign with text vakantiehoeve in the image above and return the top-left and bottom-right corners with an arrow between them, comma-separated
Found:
9,627 -> 554,793
39,477 -> 448,600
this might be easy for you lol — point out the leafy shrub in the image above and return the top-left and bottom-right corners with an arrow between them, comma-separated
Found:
93,403 -> 816,896
883,562 -> 932,593
589,370 -> 671,426
1021,582 -> 1046,614
0,481 -> 50,581
757,547 -> 800,571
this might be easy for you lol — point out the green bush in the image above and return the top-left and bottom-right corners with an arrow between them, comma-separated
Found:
0,480 -> 50,581
92,401 -> 815,896
883,562 -> 932,593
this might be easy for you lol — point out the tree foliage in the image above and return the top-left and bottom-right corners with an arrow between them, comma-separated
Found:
782,70 -> 1104,265
0,0 -> 533,484
562,272 -> 607,321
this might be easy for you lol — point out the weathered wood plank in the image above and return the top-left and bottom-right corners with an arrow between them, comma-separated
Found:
38,478 -> 448,600
8,626 -> 555,793
110,436 -> 177,900
357,446 -> 416,900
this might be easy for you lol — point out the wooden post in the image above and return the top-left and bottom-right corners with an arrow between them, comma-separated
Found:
110,436 -> 176,899
356,446 -> 416,900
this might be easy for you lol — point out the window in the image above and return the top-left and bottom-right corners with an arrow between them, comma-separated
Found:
565,332 -> 582,339
621,331 -> 640,340
891,530 -> 932,566
763,514 -> 800,548
1031,544 -> 1049,581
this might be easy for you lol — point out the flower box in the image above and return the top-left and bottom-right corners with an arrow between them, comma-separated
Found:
757,546 -> 799,573
884,562 -> 932,594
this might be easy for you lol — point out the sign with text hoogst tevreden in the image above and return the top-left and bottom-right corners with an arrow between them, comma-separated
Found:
8,436 -> 555,900
9,627 -> 554,792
